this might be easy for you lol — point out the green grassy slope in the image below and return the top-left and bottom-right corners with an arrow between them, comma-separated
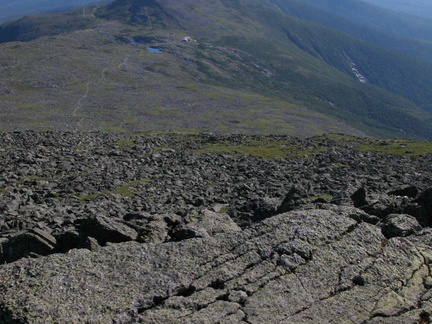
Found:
0,0 -> 432,139
145,0 -> 432,137
0,20 -> 363,137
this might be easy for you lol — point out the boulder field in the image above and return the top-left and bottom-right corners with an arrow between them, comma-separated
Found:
0,131 -> 432,323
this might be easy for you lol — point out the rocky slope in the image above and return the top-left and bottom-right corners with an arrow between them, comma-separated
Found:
1,131 -> 432,323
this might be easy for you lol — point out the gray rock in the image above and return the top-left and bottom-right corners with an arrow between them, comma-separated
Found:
351,187 -> 368,207
277,253 -> 306,270
388,186 -> 419,198
414,188 -> 432,226
228,290 -> 248,304
1,132 -> 432,322
54,230 -> 82,253
276,239 -> 313,261
84,236 -> 100,252
1,207 -> 430,323
77,215 -> 138,245
1,229 -> 56,263
182,209 -> 242,235
347,210 -> 381,225
382,214 -> 422,238
171,225 -> 210,241
277,185 -> 309,213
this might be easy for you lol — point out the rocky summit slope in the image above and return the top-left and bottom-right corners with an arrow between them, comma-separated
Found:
1,131 -> 432,323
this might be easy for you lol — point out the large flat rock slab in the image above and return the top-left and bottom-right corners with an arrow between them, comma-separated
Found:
1,206 -> 431,323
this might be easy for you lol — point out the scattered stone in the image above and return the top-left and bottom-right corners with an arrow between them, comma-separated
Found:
54,230 -> 82,253
388,185 -> 419,198
170,225 -> 210,241
277,185 -> 309,213
183,209 -> 241,235
0,131 -> 432,322
381,214 -> 422,238
351,187 -> 368,207
1,229 -> 56,263
76,215 -> 138,245
416,188 -> 432,216
347,210 -> 381,225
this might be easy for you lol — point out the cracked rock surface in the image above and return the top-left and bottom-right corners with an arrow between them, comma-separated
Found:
1,131 -> 432,323
1,206 -> 432,323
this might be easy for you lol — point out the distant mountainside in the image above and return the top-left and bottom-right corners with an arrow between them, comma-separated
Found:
361,0 -> 432,19
270,0 -> 432,63
268,1 -> 432,110
293,0 -> 432,41
0,0 -> 102,24
0,0 -> 432,139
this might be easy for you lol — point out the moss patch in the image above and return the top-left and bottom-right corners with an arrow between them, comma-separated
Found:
192,139 -> 321,159
112,139 -> 136,150
78,192 -> 106,204
357,140 -> 432,156
25,175 -> 51,181
113,178 -> 152,198
309,194 -> 333,202
312,134 -> 432,156
78,178 -> 152,202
